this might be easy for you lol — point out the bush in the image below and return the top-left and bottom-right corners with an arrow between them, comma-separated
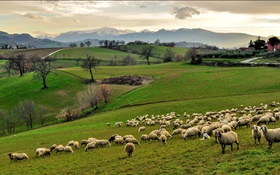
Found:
56,107 -> 80,122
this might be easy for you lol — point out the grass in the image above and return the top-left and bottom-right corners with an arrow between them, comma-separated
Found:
50,47 -> 159,62
0,48 -> 61,58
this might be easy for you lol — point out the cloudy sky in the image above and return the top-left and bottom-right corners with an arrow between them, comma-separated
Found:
1,1 -> 280,37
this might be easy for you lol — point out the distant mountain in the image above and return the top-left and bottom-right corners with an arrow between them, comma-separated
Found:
53,27 -> 135,43
51,27 -> 265,48
0,31 -> 64,48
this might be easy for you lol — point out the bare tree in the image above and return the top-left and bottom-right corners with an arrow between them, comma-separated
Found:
163,48 -> 175,62
30,56 -> 55,89
98,84 -> 112,103
18,100 -> 36,130
2,60 -> 14,77
76,90 -> 89,114
140,46 -> 153,65
77,85 -> 101,112
37,105 -> 47,127
9,53 -> 27,76
187,48 -> 203,64
81,55 -> 99,83
0,109 -> 15,135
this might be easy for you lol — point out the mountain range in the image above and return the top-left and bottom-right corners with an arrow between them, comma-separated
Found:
1,27 -> 271,48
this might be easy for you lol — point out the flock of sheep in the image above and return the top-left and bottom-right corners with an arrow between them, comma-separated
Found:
8,101 -> 280,162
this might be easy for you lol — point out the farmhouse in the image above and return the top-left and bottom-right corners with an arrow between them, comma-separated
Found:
265,42 -> 280,51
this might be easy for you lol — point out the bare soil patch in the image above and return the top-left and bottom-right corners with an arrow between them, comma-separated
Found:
101,75 -> 153,85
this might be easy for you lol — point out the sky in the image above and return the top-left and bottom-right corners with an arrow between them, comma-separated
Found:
1,1 -> 280,38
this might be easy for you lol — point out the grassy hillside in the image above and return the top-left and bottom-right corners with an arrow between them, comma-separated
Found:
51,47 -> 159,63
0,48 -> 61,58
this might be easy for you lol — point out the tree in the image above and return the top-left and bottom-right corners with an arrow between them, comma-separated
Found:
56,107 -> 80,122
85,41 -> 91,47
268,36 -> 280,51
81,55 -> 99,83
154,39 -> 160,45
9,53 -> 27,76
77,85 -> 101,112
99,40 -> 104,47
37,105 -> 47,127
69,43 -> 77,48
253,36 -> 266,50
75,57 -> 82,65
2,60 -> 14,77
187,48 -> 203,64
140,46 -> 153,65
30,56 -> 55,89
98,84 -> 112,103
248,40 -> 254,48
0,109 -> 16,135
80,42 -> 85,47
18,100 -> 36,130
163,48 -> 175,62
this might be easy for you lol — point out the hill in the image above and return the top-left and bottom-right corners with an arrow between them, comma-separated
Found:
51,27 -> 264,48
0,31 -> 64,48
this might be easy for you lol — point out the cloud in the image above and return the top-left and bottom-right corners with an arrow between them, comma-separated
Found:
21,13 -> 49,23
172,6 -> 200,19
72,18 -> 80,23
139,5 -> 146,8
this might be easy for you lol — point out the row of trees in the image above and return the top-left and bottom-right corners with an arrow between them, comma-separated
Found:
0,100 -> 47,135
98,40 -> 125,48
2,53 -> 55,89
69,41 -> 92,48
249,36 -> 280,51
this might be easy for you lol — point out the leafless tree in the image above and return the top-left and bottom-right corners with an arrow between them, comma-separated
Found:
0,109 -> 15,135
98,84 -> 112,103
77,85 -> 101,112
2,60 -> 14,77
18,100 -> 36,130
9,53 -> 27,76
37,105 -> 47,127
140,46 -> 153,65
81,55 -> 99,83
30,55 -> 55,89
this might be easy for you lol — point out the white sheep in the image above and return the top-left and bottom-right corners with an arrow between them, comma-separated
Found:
64,146 -> 74,154
237,118 -> 251,128
159,130 -> 172,139
54,145 -> 64,153
95,140 -> 111,147
260,125 -> 280,149
148,133 -> 160,142
159,135 -> 167,146
257,115 -> 270,126
221,125 -> 232,132
73,141 -> 80,149
212,128 -> 224,143
200,132 -> 211,140
124,143 -> 135,157
215,131 -> 239,154
8,153 -> 29,162
141,134 -> 150,142
123,135 -> 135,141
81,139 -> 88,146
138,126 -> 146,132
172,128 -> 183,136
36,147 -> 46,157
67,140 -> 75,146
125,138 -> 140,145
115,137 -> 125,145
38,149 -> 51,157
50,144 -> 57,152
182,127 -> 201,139
252,125 -> 263,145
84,142 -> 96,152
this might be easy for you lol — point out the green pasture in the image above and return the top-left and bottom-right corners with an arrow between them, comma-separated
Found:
51,47 -> 159,62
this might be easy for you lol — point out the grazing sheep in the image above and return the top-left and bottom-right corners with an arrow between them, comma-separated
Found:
38,149 -> 51,157
67,140 -> 75,146
215,131 -> 239,154
115,137 -> 125,145
125,138 -> 140,145
108,134 -> 118,143
182,127 -> 201,139
141,134 -> 150,142
148,133 -> 160,142
64,146 -> 74,154
172,128 -> 183,136
257,115 -> 270,126
252,125 -> 263,145
159,135 -> 167,146
124,143 -> 135,158
95,140 -> 111,147
222,125 -> 232,132
55,145 -> 64,153
138,126 -> 146,132
8,153 -> 29,162
123,135 -> 135,141
81,139 -> 88,146
200,132 -> 211,140
50,144 -> 57,152
159,130 -> 172,139
36,148 -> 46,157
237,119 -> 251,129
150,130 -> 160,136
260,125 -> 280,149
73,141 -> 80,149
87,138 -> 97,143
84,142 -> 96,152
115,122 -> 123,127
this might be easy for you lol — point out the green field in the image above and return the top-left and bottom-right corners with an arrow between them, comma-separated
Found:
1,57 -> 280,174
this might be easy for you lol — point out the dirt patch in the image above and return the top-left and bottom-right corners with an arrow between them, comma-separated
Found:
101,75 -> 153,86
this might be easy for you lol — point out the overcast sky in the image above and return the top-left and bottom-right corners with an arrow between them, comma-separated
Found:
1,1 -> 280,37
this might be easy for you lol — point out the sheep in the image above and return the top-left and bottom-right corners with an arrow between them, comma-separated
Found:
115,122 -> 123,127
8,153 -> 29,162
252,125 -> 263,145
95,140 -> 111,147
67,140 -> 75,146
87,138 -> 97,143
148,133 -> 160,142
212,128 -> 224,143
115,137 -> 125,145
36,147 -> 46,157
182,127 -> 201,139
38,149 -> 51,157
73,141 -> 80,149
138,126 -> 146,132
260,125 -> 280,149
123,135 -> 135,141
159,130 -> 172,139
141,134 -> 150,142
54,145 -> 64,153
221,125 -> 232,132
200,132 -> 211,140
172,128 -> 183,136
257,115 -> 270,126
159,135 -> 167,146
124,143 -> 135,158
125,138 -> 140,145
215,131 -> 239,154
50,144 -> 57,152
236,118 -> 251,129
64,146 -> 74,154
150,129 -> 160,136
85,142 -> 96,152
108,134 -> 118,142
